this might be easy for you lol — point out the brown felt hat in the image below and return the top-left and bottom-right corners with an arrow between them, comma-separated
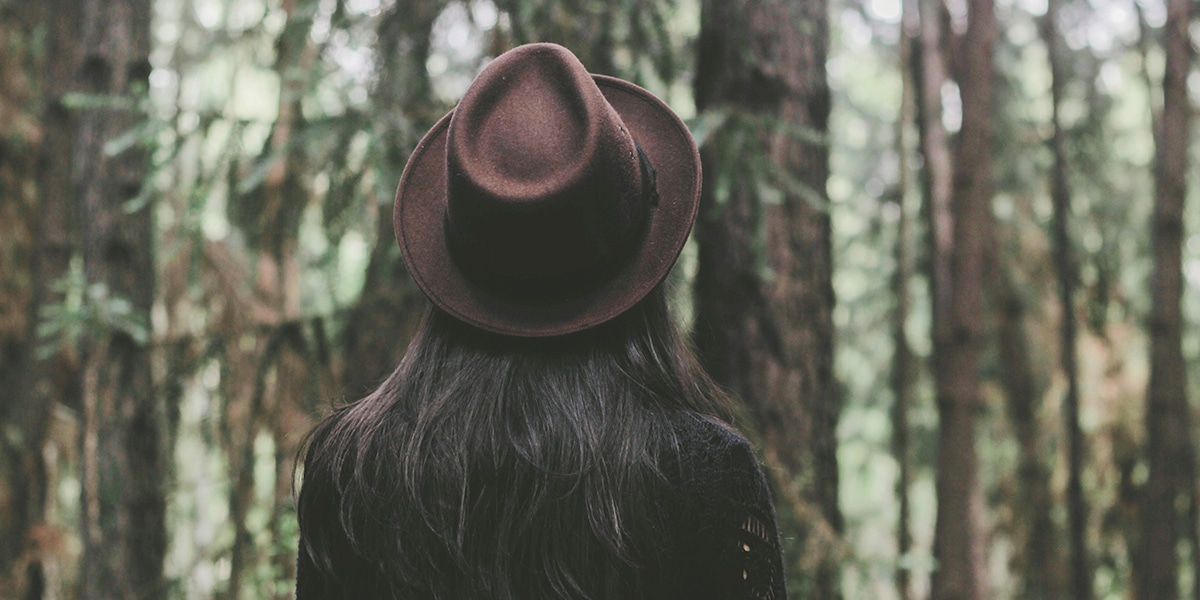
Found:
394,43 -> 700,337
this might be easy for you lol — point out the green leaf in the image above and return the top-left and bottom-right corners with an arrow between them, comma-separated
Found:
103,119 -> 163,157
765,158 -> 828,211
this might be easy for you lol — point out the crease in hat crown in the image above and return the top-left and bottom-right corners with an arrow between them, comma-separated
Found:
448,45 -> 610,200
443,43 -> 648,288
393,41 -> 702,337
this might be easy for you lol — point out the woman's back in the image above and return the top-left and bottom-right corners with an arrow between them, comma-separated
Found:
298,406 -> 784,599
297,301 -> 785,599
295,42 -> 787,599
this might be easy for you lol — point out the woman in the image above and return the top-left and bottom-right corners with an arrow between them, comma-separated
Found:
297,43 -> 786,599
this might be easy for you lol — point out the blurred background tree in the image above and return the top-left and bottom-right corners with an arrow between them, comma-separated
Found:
0,0 -> 1196,598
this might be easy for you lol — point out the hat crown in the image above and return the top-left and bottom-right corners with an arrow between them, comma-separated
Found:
444,44 -> 647,293
394,42 -> 701,337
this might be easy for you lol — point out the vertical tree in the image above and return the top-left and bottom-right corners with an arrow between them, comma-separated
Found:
913,0 -> 954,349
993,254 -> 1065,600
923,0 -> 996,596
0,3 -> 50,596
911,0 -> 956,588
989,3 -> 1074,597
893,2 -> 919,597
1043,2 -> 1091,598
224,1 -> 319,596
13,0 -> 90,596
340,0 -> 448,395
343,0 -> 688,397
910,0 -> 960,590
890,135 -> 916,600
692,0 -> 840,597
495,0 -> 681,82
71,0 -> 165,597
495,0 -> 618,73
1139,0 -> 1194,595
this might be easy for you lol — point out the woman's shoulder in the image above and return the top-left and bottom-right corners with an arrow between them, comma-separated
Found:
663,413 -> 768,497
660,414 -> 789,598
668,414 -> 756,461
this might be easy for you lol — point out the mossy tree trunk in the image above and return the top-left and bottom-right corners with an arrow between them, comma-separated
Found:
692,0 -> 841,597
71,0 -> 165,597
0,3 -> 55,597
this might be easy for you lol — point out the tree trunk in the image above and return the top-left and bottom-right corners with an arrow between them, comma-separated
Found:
339,0 -> 447,395
225,2 -> 318,597
1139,0 -> 1194,595
1043,3 -> 1091,598
495,0 -> 617,74
0,4 -> 53,596
13,1 -> 90,596
692,1 -> 840,597
926,0 -> 995,596
893,3 -> 918,596
225,345 -> 270,600
72,0 -> 165,598
914,0 -> 954,349
890,154 -> 915,600
269,324 -> 314,600
993,261 -> 1065,600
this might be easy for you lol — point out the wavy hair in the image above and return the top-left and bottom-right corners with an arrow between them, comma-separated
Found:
297,284 -> 728,599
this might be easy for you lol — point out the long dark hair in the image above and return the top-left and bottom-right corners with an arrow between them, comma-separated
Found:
297,284 -> 729,599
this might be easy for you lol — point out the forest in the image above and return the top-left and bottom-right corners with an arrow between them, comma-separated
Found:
0,0 -> 1197,598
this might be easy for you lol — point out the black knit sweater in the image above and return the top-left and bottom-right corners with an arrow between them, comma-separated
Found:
296,416 -> 786,599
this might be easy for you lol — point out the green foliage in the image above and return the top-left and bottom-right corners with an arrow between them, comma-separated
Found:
696,108 -> 832,288
36,258 -> 151,358
60,91 -> 141,112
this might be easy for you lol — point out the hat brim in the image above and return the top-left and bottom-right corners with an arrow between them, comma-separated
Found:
394,75 -> 700,337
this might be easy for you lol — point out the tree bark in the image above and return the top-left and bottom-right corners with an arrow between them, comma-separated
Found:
11,1 -> 90,596
926,0 -> 995,596
1043,3 -> 1091,598
692,1 -> 840,597
71,0 -> 165,598
1139,0 -> 1194,596
911,3 -> 957,594
268,324 -> 314,600
495,0 -> 617,74
225,2 -> 319,596
339,0 -> 447,395
0,4 -> 52,596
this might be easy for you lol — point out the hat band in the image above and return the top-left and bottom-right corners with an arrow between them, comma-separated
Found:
445,141 -> 661,300
635,142 -> 659,208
